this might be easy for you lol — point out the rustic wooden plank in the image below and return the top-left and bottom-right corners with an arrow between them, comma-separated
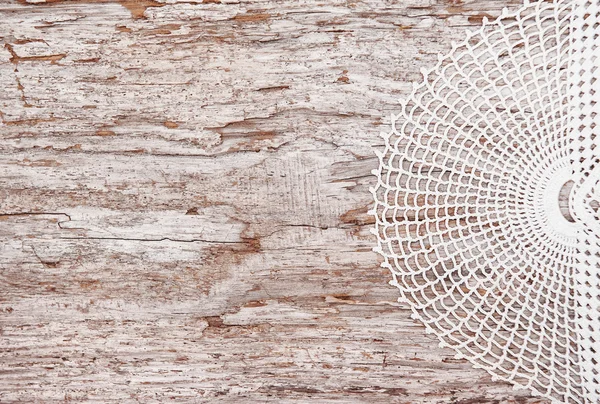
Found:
0,0 -> 549,402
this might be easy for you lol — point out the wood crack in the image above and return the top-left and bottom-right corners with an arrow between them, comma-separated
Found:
57,236 -> 245,244
0,212 -> 71,220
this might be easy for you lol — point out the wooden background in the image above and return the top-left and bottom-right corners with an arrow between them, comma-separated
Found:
0,0 -> 550,402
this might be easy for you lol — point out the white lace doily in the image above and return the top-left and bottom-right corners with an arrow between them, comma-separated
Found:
370,1 -> 599,402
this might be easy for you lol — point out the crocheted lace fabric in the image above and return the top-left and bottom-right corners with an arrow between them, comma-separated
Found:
370,1 -> 599,402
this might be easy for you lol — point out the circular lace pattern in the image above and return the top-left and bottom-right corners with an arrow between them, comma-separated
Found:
370,1 -> 599,403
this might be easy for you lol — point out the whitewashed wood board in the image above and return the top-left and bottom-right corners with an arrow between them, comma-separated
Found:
0,0 -> 550,402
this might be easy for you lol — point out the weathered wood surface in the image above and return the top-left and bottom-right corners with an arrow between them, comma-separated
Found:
0,0 -> 550,402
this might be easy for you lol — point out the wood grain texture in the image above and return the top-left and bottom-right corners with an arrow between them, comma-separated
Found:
0,0 -> 551,402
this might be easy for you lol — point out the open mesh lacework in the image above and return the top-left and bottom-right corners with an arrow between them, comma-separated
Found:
370,0 -> 600,403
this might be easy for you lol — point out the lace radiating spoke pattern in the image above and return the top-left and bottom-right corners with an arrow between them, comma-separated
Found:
370,1 -> 600,403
